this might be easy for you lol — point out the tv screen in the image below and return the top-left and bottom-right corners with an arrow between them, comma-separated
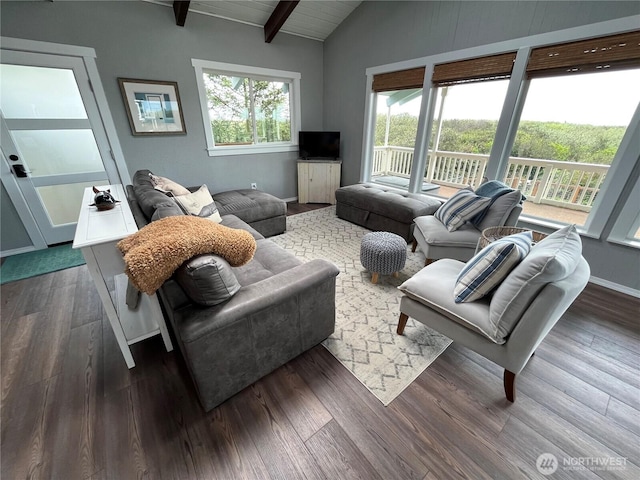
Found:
299,131 -> 340,159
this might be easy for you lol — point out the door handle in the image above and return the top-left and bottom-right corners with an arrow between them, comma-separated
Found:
12,164 -> 28,178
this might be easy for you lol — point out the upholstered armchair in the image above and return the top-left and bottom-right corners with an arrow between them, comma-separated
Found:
397,225 -> 589,401
412,185 -> 523,265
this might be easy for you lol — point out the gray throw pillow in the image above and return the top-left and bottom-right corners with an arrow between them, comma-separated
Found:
175,254 -> 240,306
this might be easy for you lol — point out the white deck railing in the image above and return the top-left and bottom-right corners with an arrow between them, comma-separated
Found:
372,146 -> 610,211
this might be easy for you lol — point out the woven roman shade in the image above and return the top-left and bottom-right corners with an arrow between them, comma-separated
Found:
372,67 -> 426,92
432,52 -> 517,86
527,30 -> 640,78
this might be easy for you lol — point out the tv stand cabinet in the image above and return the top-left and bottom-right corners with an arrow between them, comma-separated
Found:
297,159 -> 341,204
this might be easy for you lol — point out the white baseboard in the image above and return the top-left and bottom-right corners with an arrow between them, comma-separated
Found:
0,245 -> 37,258
282,196 -> 298,203
589,275 -> 640,298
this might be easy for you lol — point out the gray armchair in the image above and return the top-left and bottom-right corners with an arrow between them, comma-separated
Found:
397,225 -> 589,401
412,189 -> 523,265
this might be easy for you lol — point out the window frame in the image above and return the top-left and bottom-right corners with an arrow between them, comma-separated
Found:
361,15 -> 640,244
192,59 -> 301,157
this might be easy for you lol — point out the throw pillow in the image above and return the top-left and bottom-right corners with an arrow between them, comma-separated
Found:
454,230 -> 533,303
175,254 -> 241,306
149,173 -> 191,196
434,189 -> 492,232
475,189 -> 523,231
174,185 -> 222,223
489,224 -> 582,343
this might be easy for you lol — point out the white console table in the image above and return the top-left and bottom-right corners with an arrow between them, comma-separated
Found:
72,184 -> 173,368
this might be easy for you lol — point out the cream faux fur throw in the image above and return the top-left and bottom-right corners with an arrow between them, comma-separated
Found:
117,216 -> 257,295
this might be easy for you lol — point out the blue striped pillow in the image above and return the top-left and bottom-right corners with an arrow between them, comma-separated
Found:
434,189 -> 492,232
454,231 -> 533,303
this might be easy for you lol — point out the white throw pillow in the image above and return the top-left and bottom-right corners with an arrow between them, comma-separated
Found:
454,231 -> 533,303
174,185 -> 222,223
434,189 -> 491,232
149,173 -> 191,196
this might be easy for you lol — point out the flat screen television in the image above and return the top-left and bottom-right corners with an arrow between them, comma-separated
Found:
299,131 -> 340,160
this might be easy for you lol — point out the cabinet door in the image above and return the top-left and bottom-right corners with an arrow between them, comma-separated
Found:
308,163 -> 330,203
297,162 -> 310,203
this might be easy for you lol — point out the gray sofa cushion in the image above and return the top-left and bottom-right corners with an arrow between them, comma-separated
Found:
233,239 -> 303,286
213,189 -> 286,224
132,169 -> 183,220
175,254 -> 241,306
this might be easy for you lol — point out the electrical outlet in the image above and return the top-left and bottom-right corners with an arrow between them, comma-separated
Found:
251,182 -> 257,190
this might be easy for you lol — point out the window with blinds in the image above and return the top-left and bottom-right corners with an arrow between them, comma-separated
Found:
527,30 -> 640,78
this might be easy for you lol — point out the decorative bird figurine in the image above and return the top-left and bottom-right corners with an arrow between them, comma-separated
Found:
89,186 -> 120,211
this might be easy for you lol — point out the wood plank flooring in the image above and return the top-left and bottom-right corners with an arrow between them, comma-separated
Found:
2,206 -> 639,479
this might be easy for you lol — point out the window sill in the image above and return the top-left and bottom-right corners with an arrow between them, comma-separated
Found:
206,144 -> 298,157
606,236 -> 640,250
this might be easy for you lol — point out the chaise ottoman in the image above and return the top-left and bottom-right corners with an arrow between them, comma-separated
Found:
335,183 -> 441,242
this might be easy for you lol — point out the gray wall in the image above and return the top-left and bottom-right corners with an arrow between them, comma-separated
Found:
0,0 -> 324,197
323,0 -> 640,290
1,183 -> 31,251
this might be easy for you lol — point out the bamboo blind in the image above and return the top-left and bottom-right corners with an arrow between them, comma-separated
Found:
372,67 -> 426,92
431,52 -> 517,86
527,30 -> 640,78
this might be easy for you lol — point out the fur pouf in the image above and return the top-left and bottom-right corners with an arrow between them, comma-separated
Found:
118,216 -> 257,295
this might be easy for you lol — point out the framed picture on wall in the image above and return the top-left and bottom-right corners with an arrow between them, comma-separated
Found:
118,78 -> 186,135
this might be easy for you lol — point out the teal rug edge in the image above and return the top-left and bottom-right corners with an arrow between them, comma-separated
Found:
0,243 -> 86,285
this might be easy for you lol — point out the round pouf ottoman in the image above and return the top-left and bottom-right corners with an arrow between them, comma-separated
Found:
360,231 -> 407,284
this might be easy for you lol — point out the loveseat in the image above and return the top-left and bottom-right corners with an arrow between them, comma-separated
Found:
126,170 -> 340,411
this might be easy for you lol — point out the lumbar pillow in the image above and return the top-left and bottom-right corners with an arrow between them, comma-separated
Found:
489,224 -> 582,342
175,254 -> 241,306
434,189 -> 491,232
149,173 -> 191,196
174,185 -> 222,223
454,230 -> 533,303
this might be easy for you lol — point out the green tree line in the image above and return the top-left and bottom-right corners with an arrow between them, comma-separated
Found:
375,114 -> 626,165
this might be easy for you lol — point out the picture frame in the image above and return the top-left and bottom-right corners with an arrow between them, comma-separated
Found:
118,78 -> 186,136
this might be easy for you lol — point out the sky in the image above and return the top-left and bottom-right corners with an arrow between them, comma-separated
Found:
378,69 -> 640,127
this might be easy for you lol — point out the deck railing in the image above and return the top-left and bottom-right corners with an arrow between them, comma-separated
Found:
372,146 -> 610,211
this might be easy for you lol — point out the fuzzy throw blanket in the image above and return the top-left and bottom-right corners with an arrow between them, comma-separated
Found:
117,216 -> 257,295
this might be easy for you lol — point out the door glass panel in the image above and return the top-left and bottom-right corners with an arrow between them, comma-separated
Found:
0,64 -> 88,119
12,130 -> 103,176
37,181 -> 106,226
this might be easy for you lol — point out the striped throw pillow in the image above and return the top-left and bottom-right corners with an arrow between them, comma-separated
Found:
454,231 -> 533,303
434,189 -> 492,232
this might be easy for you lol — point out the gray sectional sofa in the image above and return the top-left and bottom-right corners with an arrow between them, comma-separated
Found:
126,170 -> 339,411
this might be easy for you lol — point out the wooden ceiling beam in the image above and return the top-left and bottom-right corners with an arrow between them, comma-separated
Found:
264,1 -> 300,43
173,1 -> 190,27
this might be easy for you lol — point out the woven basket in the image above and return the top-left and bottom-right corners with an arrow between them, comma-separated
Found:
479,226 -> 548,250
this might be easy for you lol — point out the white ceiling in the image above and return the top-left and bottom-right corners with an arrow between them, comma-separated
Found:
147,1 -> 362,41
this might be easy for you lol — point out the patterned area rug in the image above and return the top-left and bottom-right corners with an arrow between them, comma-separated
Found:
271,206 -> 452,405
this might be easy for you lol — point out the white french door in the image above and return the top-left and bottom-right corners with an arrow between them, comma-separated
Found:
0,49 -> 118,245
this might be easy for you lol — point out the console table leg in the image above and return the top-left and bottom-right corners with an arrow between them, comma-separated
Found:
149,293 -> 173,352
82,247 -> 136,368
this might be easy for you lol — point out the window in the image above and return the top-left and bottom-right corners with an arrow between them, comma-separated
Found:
503,32 -> 640,227
192,60 -> 301,156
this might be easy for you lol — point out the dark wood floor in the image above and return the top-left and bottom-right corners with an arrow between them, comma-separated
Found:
2,205 -> 639,479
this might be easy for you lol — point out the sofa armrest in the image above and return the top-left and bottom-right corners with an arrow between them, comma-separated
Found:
173,259 -> 340,343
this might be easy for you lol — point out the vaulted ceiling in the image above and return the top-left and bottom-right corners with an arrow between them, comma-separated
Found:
148,1 -> 362,42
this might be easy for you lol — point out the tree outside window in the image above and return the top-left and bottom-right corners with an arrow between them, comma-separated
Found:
204,73 -> 291,146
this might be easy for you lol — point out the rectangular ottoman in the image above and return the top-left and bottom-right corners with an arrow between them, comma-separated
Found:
335,183 -> 441,242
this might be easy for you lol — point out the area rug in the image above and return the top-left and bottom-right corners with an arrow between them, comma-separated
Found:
0,243 -> 85,285
271,206 -> 452,405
